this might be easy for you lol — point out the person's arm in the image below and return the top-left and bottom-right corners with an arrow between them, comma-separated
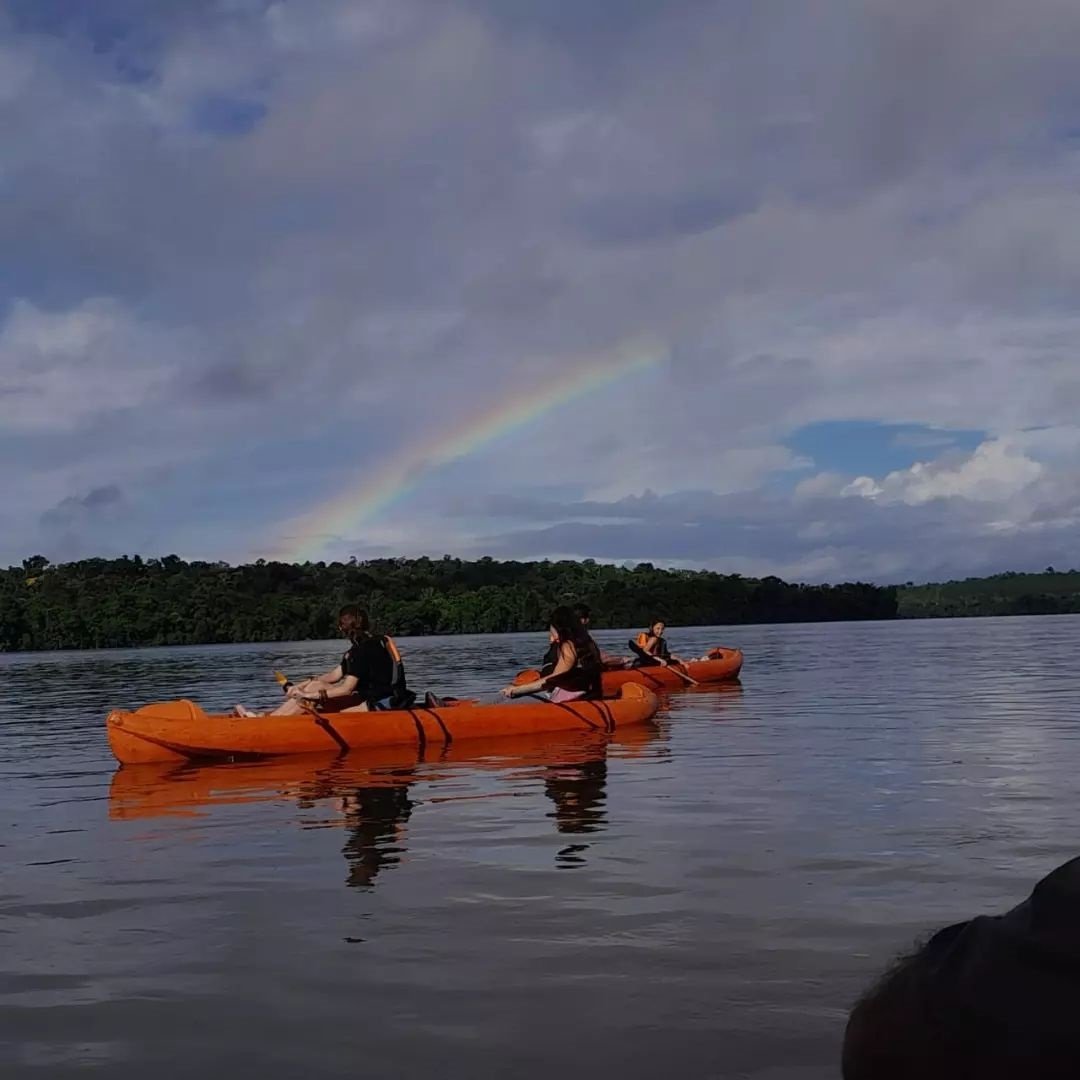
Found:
303,673 -> 359,705
503,642 -> 575,697
658,638 -> 682,664
292,664 -> 343,696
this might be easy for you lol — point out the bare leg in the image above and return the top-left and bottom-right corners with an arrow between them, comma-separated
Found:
233,698 -> 307,717
270,697 -> 312,716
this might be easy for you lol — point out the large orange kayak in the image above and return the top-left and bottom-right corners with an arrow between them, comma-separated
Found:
517,646 -> 743,694
108,723 -> 665,822
105,682 -> 659,765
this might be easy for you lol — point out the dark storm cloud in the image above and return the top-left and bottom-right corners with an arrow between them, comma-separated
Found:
35,485 -> 129,562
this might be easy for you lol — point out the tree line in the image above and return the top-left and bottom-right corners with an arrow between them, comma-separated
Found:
897,568 -> 1080,619
1,554 -> 897,651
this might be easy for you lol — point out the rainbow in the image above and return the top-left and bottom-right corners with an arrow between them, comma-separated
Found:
276,337 -> 665,562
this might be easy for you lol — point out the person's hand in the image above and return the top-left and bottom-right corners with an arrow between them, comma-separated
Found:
286,685 -> 304,699
500,686 -> 516,698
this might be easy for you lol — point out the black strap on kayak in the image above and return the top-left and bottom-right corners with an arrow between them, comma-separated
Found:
405,710 -> 428,752
543,697 -> 605,732
310,710 -> 350,754
418,707 -> 453,746
580,700 -> 616,734
630,669 -> 666,689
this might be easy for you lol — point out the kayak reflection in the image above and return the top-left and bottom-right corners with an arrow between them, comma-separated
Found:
108,723 -> 667,884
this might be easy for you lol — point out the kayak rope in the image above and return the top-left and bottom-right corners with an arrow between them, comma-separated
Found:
579,700 -> 616,734
541,697 -> 606,731
309,710 -> 350,754
418,707 -> 454,746
404,710 -> 428,751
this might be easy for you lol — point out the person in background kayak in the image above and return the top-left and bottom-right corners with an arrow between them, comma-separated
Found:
503,606 -> 602,702
574,603 -> 626,669
234,605 -> 414,716
628,620 -> 685,669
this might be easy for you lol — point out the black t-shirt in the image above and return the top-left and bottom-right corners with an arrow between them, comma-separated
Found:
341,636 -> 394,700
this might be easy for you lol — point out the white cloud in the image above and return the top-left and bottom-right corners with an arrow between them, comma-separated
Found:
0,300 -> 181,430
844,434 -> 1052,506
589,445 -> 809,502
4,0 -> 1080,576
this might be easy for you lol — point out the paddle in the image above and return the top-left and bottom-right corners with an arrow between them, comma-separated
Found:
521,658 -> 698,688
663,661 -> 699,686
498,671 -> 554,702
274,670 -> 332,716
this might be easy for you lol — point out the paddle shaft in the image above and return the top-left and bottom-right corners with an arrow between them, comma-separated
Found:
516,661 -> 698,688
663,661 -> 699,686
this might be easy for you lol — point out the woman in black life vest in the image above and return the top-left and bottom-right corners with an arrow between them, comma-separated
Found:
503,606 -> 603,702
538,604 -> 623,675
234,605 -> 412,716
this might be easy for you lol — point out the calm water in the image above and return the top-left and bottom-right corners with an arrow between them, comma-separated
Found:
3,616 -> 1080,1078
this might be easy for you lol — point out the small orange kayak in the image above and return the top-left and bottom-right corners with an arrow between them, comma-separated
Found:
105,682 -> 660,765
517,646 -> 743,694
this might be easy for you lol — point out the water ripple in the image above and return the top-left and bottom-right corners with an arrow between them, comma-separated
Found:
3,617 -> 1080,1077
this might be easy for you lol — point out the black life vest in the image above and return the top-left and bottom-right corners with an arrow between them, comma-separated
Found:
629,630 -> 669,666
547,634 -> 603,699
342,634 -> 415,709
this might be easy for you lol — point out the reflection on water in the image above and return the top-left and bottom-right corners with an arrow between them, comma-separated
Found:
106,723 -> 667,886
6,619 -> 1080,1078
544,759 -> 608,868
338,779 -> 415,889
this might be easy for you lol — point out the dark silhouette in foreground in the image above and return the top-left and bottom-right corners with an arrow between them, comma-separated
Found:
844,856 -> 1080,1078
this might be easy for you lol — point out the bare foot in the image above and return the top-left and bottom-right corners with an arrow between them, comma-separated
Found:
233,704 -> 258,717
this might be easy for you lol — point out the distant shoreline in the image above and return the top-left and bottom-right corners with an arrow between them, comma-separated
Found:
3,555 -> 1077,652
3,609 -> 1079,658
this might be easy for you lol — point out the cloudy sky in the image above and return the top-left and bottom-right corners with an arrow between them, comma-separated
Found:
3,0 -> 1079,583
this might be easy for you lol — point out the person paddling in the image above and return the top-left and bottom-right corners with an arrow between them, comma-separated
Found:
234,605 -> 414,716
628,620 -> 684,669
503,606 -> 602,702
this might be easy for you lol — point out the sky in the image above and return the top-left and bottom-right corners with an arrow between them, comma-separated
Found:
2,0 -> 1080,584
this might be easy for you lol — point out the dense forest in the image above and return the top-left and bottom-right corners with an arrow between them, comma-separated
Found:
897,569 -> 1080,619
1,555 -> 896,651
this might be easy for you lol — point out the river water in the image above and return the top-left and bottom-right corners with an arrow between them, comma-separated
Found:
2,616 -> 1080,1078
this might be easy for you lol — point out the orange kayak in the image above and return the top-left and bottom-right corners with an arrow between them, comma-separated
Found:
105,682 -> 659,765
108,723 -> 665,822
517,646 -> 743,694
